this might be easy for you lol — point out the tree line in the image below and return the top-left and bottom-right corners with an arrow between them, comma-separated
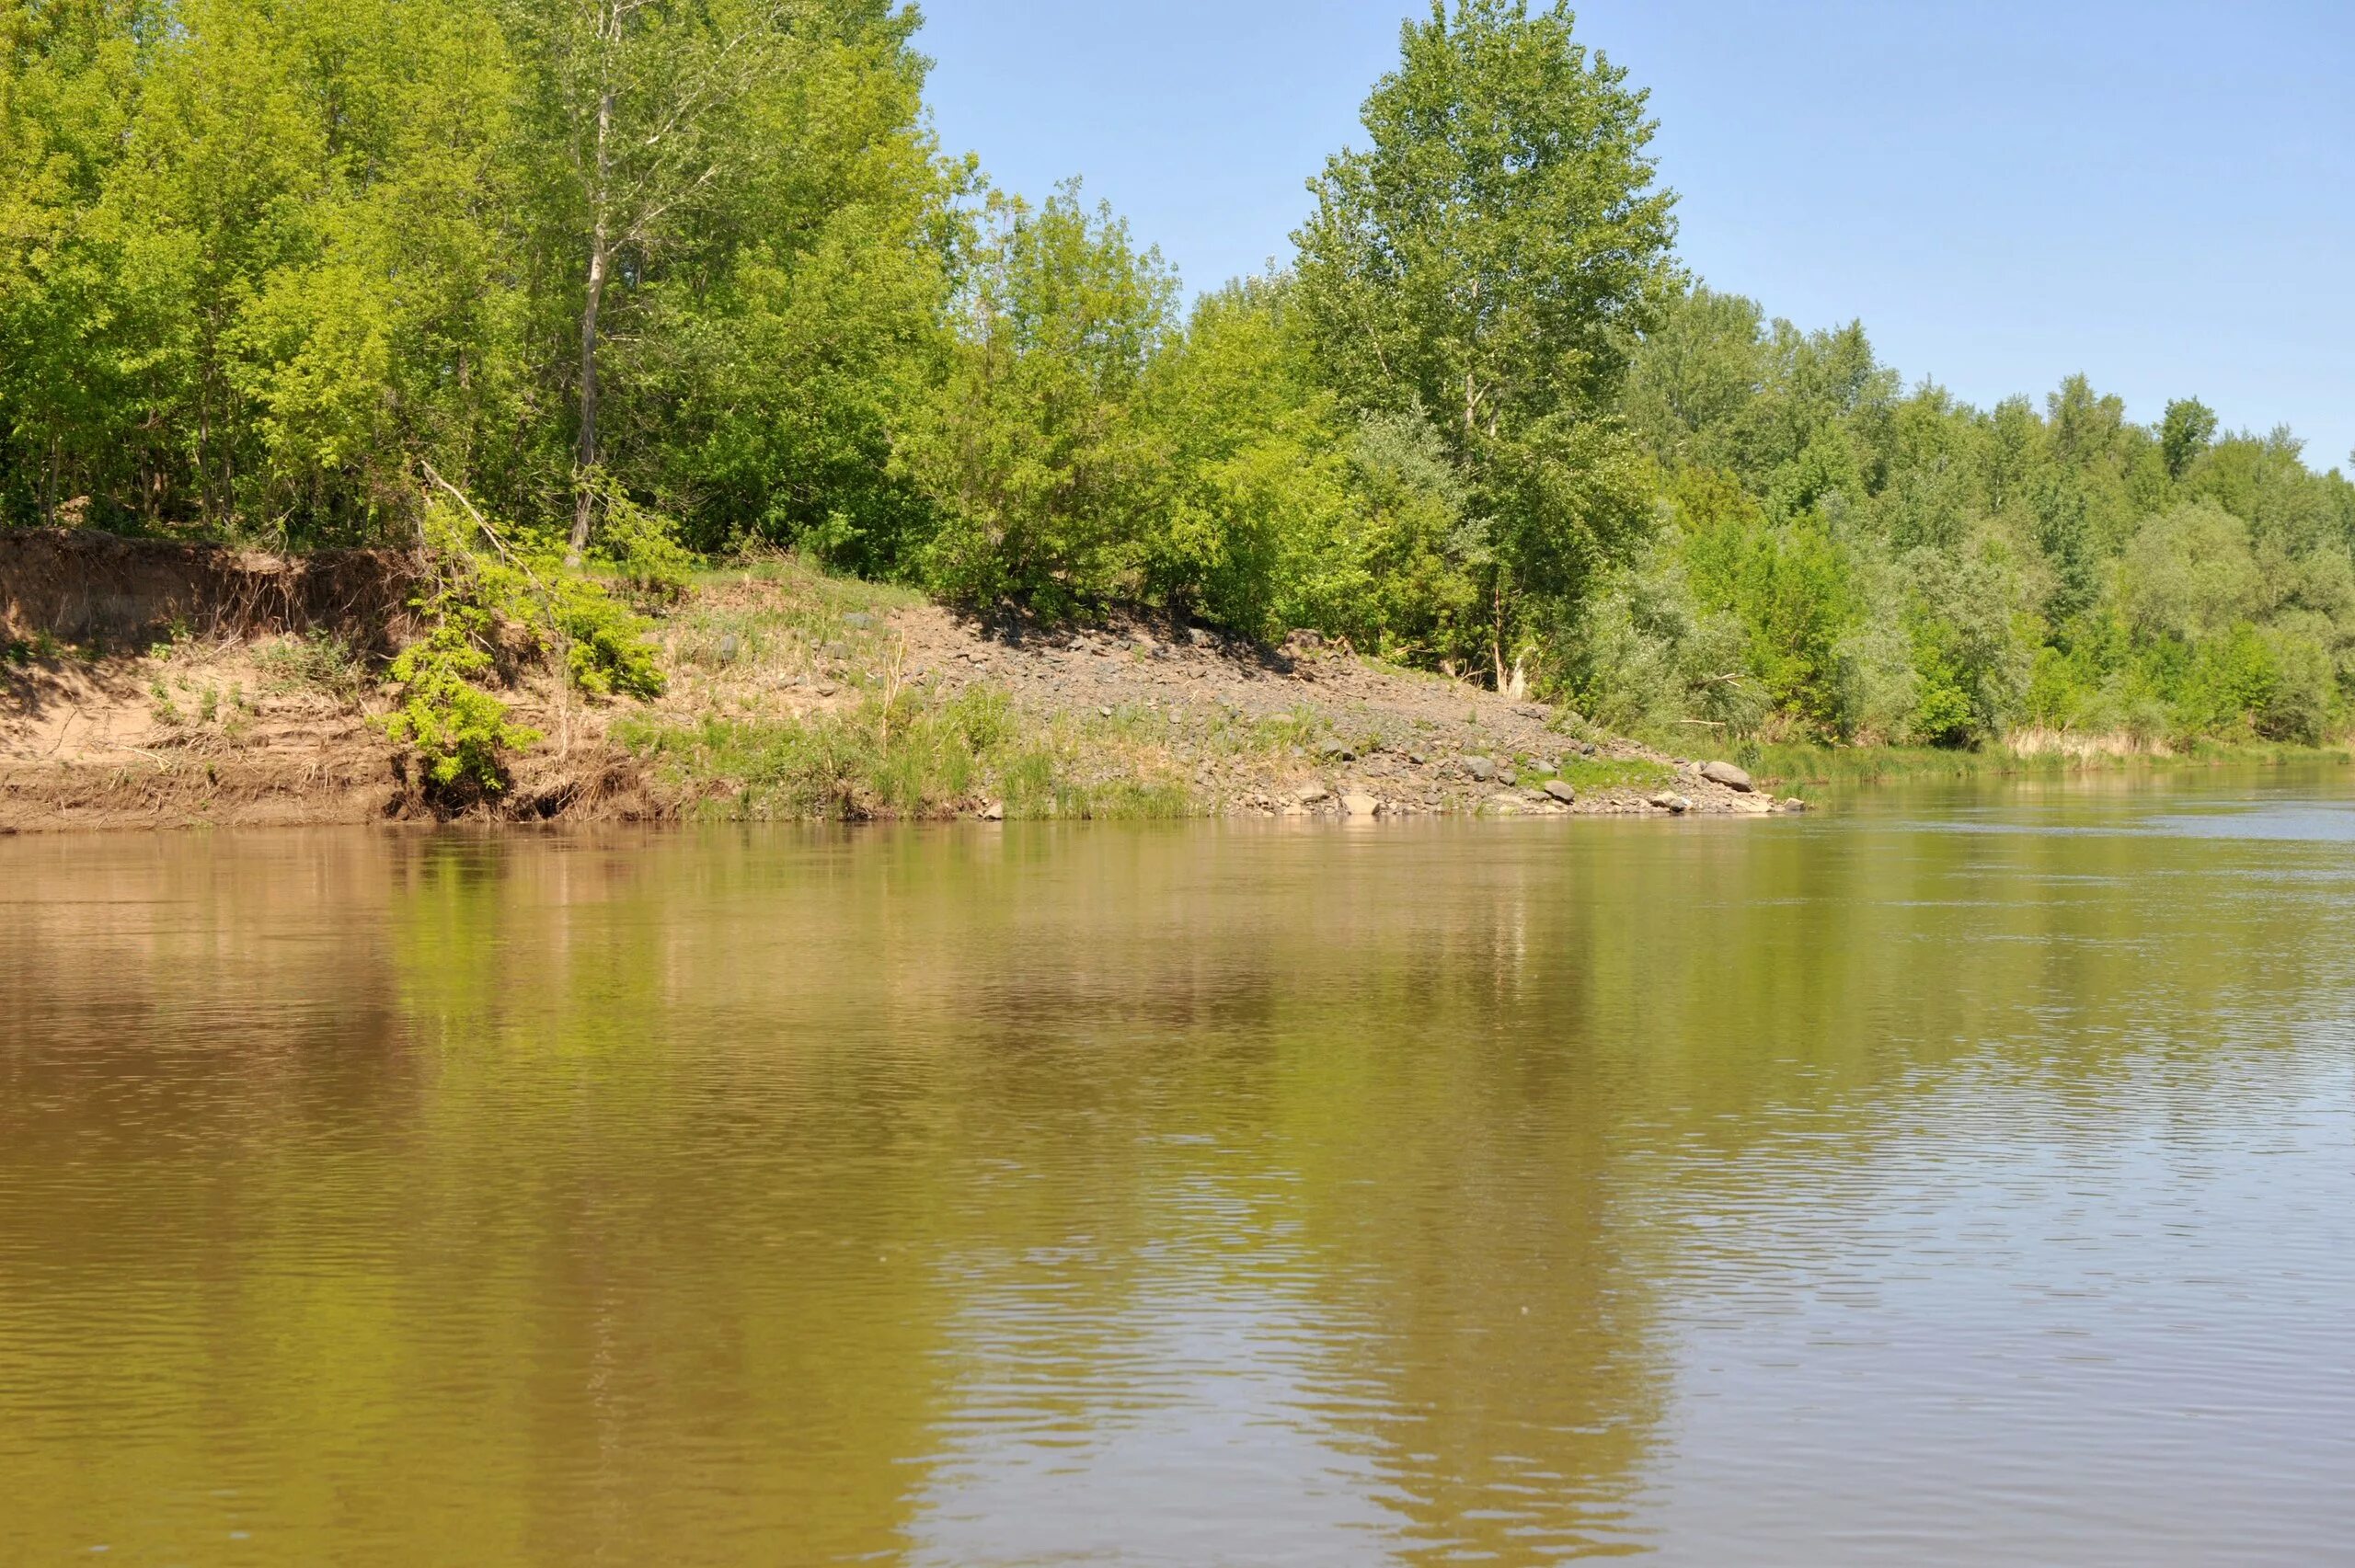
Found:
6,0 -> 2350,746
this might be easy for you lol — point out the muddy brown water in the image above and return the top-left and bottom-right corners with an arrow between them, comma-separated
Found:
5,770 -> 2354,1565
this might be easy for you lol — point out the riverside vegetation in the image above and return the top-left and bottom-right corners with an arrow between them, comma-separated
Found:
5,0 -> 2352,815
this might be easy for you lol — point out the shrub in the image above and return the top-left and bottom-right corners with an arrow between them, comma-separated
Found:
378,491 -> 666,793
381,621 -> 543,793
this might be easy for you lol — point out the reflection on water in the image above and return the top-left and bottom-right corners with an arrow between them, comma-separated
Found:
3,769 -> 2354,1564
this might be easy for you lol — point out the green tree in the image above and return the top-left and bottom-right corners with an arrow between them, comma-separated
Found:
2159,396 -> 2218,481
1293,0 -> 1677,689
901,184 -> 1176,611
1138,275 -> 1350,637
503,0 -> 820,559
1620,284 -> 1764,468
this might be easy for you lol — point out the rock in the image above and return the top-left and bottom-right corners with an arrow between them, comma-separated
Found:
1464,755 -> 1497,782
1646,791 -> 1691,813
1544,778 -> 1577,803
1699,760 -> 1755,792
979,801 -> 1005,821
1574,739 -> 1599,757
1407,751 -> 1427,766
842,612 -> 874,629
1098,704 -> 1113,717
1778,797 -> 1809,813
1295,784 -> 1332,805
1498,766 -> 1518,786
716,634 -> 741,663
1340,791 -> 1380,818
1318,738 -> 1356,761
1482,792 -> 1525,815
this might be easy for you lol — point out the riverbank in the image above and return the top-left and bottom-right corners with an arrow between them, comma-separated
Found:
1748,738 -> 2352,791
4,536 -> 1793,831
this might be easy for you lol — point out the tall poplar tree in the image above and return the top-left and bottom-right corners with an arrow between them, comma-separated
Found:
1293,0 -> 1677,688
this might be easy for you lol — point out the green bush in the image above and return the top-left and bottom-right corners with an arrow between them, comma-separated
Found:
381,622 -> 543,793
378,494 -> 669,793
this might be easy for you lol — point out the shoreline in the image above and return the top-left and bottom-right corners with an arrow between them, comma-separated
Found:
11,535 -> 2338,836
5,553 -> 1791,834
1749,739 -> 2351,792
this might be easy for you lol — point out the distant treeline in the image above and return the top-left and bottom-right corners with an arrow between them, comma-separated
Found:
5,0 -> 2350,745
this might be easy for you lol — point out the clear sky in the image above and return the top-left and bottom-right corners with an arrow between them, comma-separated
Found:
916,1 -> 2353,474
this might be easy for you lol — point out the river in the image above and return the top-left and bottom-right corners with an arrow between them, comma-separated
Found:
4,769 -> 2352,1564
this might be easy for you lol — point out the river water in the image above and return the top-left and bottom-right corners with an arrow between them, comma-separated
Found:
4,771 -> 2353,1565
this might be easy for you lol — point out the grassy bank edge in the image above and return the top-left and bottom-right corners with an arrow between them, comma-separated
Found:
1746,738 -> 2355,794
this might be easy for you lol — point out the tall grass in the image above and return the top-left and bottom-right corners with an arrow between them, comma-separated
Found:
615,686 -> 1195,821
1747,738 -> 2351,791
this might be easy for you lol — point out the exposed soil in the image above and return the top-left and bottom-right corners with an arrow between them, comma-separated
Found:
1,526 -> 417,651
0,637 -> 659,832
2,534 -> 1797,831
882,601 -> 1786,818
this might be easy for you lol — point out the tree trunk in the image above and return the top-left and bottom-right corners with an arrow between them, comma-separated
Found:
1491,576 -> 1509,692
569,79 -> 615,567
569,237 -> 606,562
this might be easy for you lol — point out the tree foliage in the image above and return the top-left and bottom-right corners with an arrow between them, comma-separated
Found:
5,0 -> 2351,755
1293,0 -> 1675,685
1579,284 -> 2355,746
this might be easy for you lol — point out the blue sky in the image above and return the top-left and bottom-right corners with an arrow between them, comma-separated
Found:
917,1 -> 2353,473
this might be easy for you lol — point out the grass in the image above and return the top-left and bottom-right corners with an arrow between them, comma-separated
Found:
253,631 -> 365,702
1746,738 -> 2352,792
661,556 -> 925,701
615,683 -> 1196,822
616,554 -> 1205,821
1548,754 -> 1677,792
3,628 -> 72,664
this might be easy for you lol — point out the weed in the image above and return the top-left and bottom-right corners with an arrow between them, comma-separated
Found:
255,632 -> 364,700
1548,755 -> 1675,792
1747,740 -> 2349,790
619,682 -> 1195,822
